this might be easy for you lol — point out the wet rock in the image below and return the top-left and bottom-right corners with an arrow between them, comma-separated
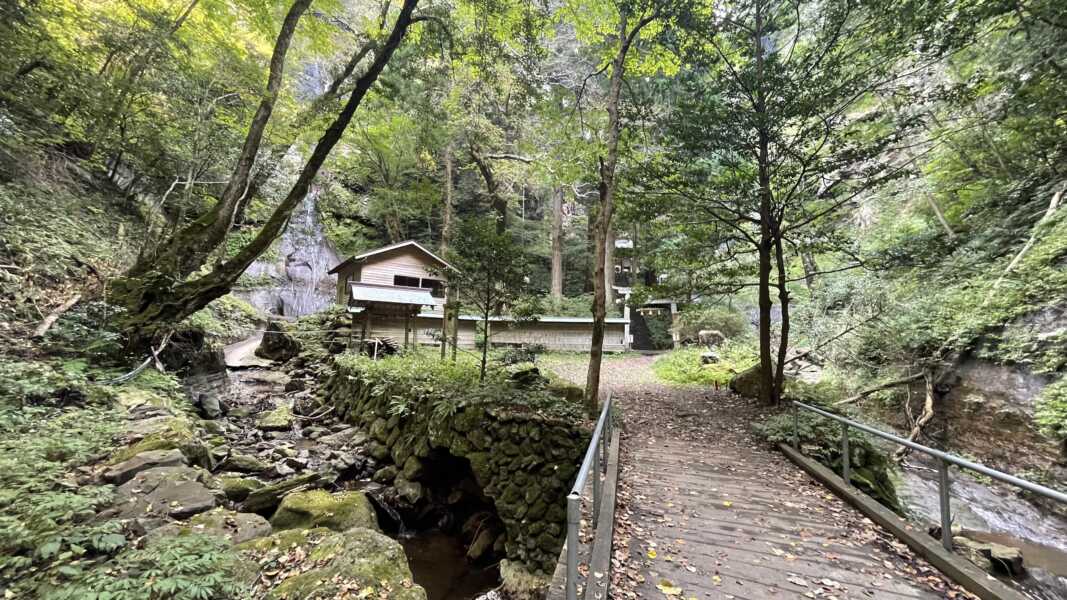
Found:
955,537 -> 1026,577
240,470 -> 337,513
256,401 -> 294,432
270,490 -> 378,533
395,477 -> 423,504
220,452 -> 270,474
236,527 -> 425,600
149,508 -> 271,545
319,427 -> 368,448
401,456 -> 424,480
111,466 -> 218,520
372,465 -> 398,484
255,321 -> 300,363
269,462 -> 296,478
467,528 -> 496,562
219,475 -> 264,502
103,449 -> 186,484
195,392 -> 227,419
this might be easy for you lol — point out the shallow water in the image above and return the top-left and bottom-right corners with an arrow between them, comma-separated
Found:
896,453 -> 1067,598
400,531 -> 501,600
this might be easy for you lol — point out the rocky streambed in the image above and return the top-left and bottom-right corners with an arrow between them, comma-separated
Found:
86,356 -> 506,600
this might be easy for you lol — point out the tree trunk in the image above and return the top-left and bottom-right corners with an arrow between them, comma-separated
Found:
754,2 -> 777,405
114,0 -> 421,336
585,7 -> 654,416
469,145 -> 507,234
604,225 -> 615,307
550,187 -> 564,300
773,233 -> 790,401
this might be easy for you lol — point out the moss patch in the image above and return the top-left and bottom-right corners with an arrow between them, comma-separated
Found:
269,490 -> 378,533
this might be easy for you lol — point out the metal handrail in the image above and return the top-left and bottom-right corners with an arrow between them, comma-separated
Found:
792,400 -> 1067,551
565,390 -> 614,600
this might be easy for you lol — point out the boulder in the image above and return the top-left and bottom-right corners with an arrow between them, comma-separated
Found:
237,527 -> 426,600
700,351 -> 720,365
255,321 -> 301,363
395,477 -> 424,505
124,415 -> 173,440
401,456 -> 424,480
372,465 -> 398,484
256,402 -> 295,432
109,416 -> 213,469
240,470 -> 337,513
698,329 -> 726,348
270,490 -> 378,533
320,427 -> 368,448
220,453 -> 271,474
728,361 -> 777,400
219,475 -> 264,502
111,466 -> 218,520
954,537 -> 1025,577
103,449 -> 186,484
148,508 -> 271,545
195,392 -> 227,419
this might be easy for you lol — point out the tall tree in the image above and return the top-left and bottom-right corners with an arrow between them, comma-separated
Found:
582,0 -> 665,416
113,0 -> 423,337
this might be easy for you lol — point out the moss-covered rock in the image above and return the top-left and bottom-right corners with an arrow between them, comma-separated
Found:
219,475 -> 264,502
238,527 -> 426,600
256,402 -> 294,432
269,490 -> 378,533
149,508 -> 271,545
221,452 -> 271,474
109,417 -> 213,468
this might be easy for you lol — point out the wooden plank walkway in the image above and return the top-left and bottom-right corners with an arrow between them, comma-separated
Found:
610,384 -> 970,600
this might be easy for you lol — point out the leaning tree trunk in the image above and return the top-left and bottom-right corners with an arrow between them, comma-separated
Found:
116,0 -> 421,336
122,0 -> 312,283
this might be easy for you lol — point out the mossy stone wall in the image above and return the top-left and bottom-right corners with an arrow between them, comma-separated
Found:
323,363 -> 588,574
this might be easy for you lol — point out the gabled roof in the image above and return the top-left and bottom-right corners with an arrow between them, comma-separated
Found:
349,282 -> 444,307
328,240 -> 455,275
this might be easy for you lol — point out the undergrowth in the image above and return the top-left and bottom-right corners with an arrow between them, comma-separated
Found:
334,351 -> 586,423
651,342 -> 756,386
0,357 -> 245,597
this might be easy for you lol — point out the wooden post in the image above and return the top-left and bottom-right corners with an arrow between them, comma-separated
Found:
404,312 -> 411,350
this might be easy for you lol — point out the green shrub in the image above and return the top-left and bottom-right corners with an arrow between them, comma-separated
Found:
753,406 -> 901,512
1035,378 -> 1067,439
45,534 -> 248,600
652,342 -> 757,386
333,351 -> 584,423
643,312 -> 675,350
673,304 -> 750,342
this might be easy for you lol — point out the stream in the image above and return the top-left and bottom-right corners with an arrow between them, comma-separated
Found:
235,187 -> 339,318
896,453 -> 1067,599
218,190 -> 499,600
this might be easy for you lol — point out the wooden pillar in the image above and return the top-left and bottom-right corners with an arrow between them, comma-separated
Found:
404,312 -> 411,350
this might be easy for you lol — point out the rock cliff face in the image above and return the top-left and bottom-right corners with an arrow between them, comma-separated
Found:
938,357 -> 1063,479
323,361 -> 589,575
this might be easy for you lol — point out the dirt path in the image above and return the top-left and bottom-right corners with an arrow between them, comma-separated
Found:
542,353 -> 972,600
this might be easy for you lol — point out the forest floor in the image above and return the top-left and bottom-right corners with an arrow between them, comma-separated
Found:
544,354 -> 976,600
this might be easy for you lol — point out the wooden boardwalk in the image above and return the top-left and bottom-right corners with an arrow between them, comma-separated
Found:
610,384 -> 966,600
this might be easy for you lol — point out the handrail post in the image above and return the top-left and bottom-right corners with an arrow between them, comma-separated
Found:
938,458 -> 953,551
841,422 -> 850,486
566,492 -> 580,600
792,402 -> 799,449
